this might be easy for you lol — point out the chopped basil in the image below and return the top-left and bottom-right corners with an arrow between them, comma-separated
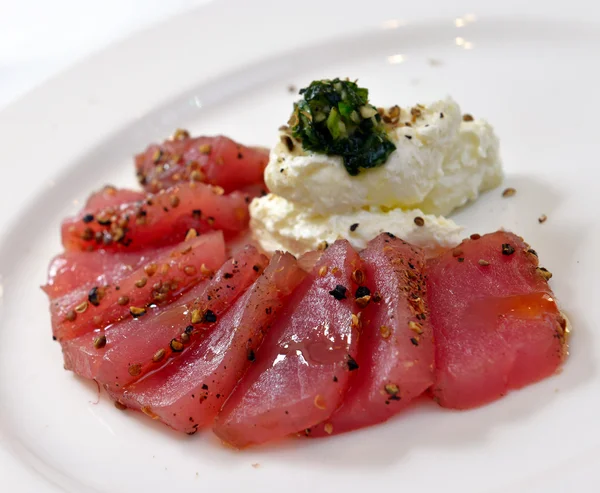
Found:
289,78 -> 396,176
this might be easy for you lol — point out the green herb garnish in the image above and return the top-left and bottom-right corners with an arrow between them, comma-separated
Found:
289,78 -> 396,176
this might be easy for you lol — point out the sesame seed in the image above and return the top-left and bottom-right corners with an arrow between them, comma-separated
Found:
478,259 -> 490,266
314,395 -> 326,410
129,306 -> 146,317
93,334 -> 107,349
351,269 -> 365,285
173,129 -> 190,141
170,339 -> 184,352
317,241 -> 329,251
128,364 -> 142,376
152,348 -> 166,362
355,295 -> 371,308
323,423 -> 334,435
462,113 -> 474,121
190,309 -> 202,324
117,296 -> 129,306
502,187 -> 516,197
408,321 -> 423,334
385,384 -> 399,396
75,301 -> 89,313
538,214 -> 548,224
198,144 -> 211,154
414,216 -> 425,227
537,267 -> 553,280
135,277 -> 147,288
144,264 -> 158,277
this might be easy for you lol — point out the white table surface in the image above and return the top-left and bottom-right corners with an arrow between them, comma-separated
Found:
0,0 -> 211,110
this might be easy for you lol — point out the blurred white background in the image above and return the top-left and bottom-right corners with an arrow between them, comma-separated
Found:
0,0 -> 211,109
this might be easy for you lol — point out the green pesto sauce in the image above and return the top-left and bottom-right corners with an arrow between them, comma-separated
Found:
289,78 -> 396,176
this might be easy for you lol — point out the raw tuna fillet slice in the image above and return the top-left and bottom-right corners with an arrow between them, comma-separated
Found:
52,231 -> 226,341
135,134 -> 269,194
118,252 -> 305,434
213,240 -> 362,449
311,233 -> 434,437
61,182 -> 250,252
42,250 -> 160,300
426,231 -> 568,409
83,185 -> 145,210
94,246 -> 268,394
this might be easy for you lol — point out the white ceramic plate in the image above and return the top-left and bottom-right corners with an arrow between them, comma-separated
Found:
1,1 -> 599,491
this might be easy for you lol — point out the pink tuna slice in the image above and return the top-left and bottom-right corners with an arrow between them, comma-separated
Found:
83,185 -> 145,211
118,252 -> 305,434
213,239 -> 362,449
426,231 -> 568,409
42,249 -> 166,300
135,134 -> 269,194
52,231 -> 226,341
311,233 -> 434,437
92,246 -> 268,395
61,182 -> 250,252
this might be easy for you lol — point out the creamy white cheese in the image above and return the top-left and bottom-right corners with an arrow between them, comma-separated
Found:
265,98 -> 463,215
250,194 -> 462,258
250,96 -> 502,256
417,118 -> 503,216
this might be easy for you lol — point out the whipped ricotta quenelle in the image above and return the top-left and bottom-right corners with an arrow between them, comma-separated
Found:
250,79 -> 502,256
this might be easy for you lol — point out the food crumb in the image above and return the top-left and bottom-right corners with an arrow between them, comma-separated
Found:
252,463 -> 261,469
538,214 -> 547,224
288,85 -> 297,93
502,187 -> 516,197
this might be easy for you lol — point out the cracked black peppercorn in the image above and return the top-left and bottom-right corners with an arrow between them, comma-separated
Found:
329,285 -> 348,300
